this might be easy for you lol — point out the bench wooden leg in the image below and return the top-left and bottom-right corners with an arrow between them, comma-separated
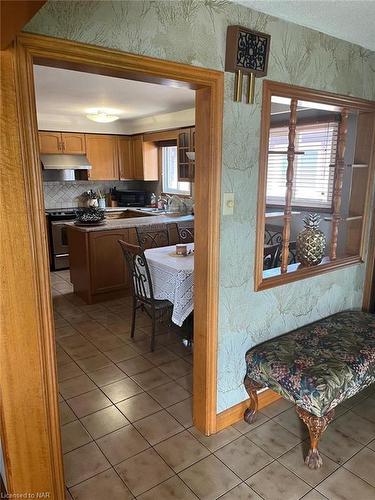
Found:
296,407 -> 335,469
243,377 -> 263,424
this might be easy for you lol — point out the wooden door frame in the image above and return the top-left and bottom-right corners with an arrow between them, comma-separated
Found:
2,32 -> 223,496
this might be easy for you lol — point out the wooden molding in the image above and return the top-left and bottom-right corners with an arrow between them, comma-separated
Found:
2,32 -> 223,495
0,1 -> 46,50
216,389 -> 281,432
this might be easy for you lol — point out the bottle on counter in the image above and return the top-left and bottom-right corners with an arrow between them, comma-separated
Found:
150,192 -> 157,207
109,187 -> 118,207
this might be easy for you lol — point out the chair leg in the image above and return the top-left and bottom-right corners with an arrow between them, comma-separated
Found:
130,298 -> 137,339
150,309 -> 156,352
296,407 -> 335,469
243,377 -> 263,424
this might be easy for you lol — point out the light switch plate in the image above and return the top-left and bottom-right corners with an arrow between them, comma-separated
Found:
223,192 -> 234,215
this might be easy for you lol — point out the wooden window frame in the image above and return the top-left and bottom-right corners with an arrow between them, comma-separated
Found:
2,33 -> 223,497
255,80 -> 375,291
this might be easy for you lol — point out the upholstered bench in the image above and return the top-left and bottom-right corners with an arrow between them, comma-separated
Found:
244,310 -> 375,469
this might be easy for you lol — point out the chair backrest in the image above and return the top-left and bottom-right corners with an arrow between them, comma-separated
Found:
136,224 -> 169,250
274,241 -> 297,267
176,220 -> 194,244
263,243 -> 280,270
118,240 -> 154,303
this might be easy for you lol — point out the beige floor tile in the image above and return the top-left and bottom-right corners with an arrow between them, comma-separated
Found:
176,373 -> 193,393
88,364 -> 127,387
278,442 -> 339,487
58,361 -> 84,382
189,425 -> 241,452
316,467 -> 375,500
318,425 -> 363,464
117,356 -> 154,376
65,488 -> 73,500
219,483 -> 263,499
148,381 -> 191,408
134,409 -> 184,445
167,341 -> 192,357
91,335 -> 127,352
341,390 -> 372,409
167,397 -> 193,428
215,435 -> 273,480
59,374 -> 97,399
143,347 -> 179,366
104,344 -> 138,363
59,401 -> 77,425
260,398 -> 294,418
247,461 -> 311,500
116,448 -> 174,496
55,325 -> 79,339
368,439 -> 375,451
97,425 -> 150,465
67,343 -> 101,361
332,410 -> 375,444
63,442 -> 110,488
69,468 -> 133,500
232,412 -> 269,434
273,407 -> 309,439
101,378 -> 143,403
246,420 -> 301,458
67,389 -> 112,418
61,420 -> 92,453
133,338 -> 160,354
159,359 -> 192,380
154,430 -> 210,472
116,392 -> 162,422
56,348 -> 72,367
131,367 -> 172,390
137,475 -> 197,500
80,406 -> 129,439
300,491 -> 328,500
344,447 -> 375,487
179,455 -> 241,500
352,397 -> 375,423
76,353 -> 113,372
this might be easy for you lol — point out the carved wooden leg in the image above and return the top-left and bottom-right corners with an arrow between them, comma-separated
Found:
243,377 -> 263,424
296,407 -> 335,469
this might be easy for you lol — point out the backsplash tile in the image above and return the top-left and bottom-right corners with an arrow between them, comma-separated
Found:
43,180 -> 159,209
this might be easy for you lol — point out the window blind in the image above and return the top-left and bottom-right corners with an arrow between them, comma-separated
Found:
267,122 -> 338,208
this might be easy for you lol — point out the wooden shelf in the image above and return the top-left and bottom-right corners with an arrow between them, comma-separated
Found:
324,215 -> 363,222
352,163 -> 368,168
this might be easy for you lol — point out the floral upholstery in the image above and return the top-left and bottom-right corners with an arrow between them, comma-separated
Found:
245,311 -> 375,417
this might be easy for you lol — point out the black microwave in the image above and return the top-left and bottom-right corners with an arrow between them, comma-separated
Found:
116,190 -> 151,207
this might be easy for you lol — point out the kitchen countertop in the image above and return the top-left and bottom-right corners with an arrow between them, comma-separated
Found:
65,214 -> 194,232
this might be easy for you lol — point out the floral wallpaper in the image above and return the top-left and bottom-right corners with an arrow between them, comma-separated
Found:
26,0 -> 375,412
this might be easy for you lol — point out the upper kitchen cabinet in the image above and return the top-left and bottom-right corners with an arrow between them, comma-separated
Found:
85,134 -> 119,180
117,136 -> 133,180
177,127 -> 195,181
132,135 -> 158,181
38,131 -> 86,154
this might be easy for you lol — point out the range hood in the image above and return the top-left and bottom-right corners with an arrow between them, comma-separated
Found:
41,154 -> 92,182
41,154 -> 92,170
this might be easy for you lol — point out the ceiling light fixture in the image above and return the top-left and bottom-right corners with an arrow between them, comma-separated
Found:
86,110 -> 119,123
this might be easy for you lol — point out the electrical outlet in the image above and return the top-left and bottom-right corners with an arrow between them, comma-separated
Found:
223,193 -> 234,215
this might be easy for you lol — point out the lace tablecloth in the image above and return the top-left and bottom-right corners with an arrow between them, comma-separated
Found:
144,244 -> 194,326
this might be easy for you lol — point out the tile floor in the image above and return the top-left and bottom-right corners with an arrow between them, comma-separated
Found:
52,270 -> 375,500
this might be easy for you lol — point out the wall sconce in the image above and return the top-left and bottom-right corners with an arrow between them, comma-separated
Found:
225,25 -> 271,104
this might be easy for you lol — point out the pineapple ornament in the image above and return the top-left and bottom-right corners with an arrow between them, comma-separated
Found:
296,213 -> 326,267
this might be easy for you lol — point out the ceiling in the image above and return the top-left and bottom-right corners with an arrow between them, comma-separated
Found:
235,0 -> 375,51
33,65 -> 195,134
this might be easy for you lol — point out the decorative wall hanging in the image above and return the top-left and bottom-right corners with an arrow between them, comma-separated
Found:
225,25 -> 271,104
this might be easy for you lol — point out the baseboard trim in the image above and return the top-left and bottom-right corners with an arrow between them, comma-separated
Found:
216,389 -> 281,432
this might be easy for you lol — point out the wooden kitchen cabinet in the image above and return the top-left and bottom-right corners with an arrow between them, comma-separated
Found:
39,131 -> 86,154
85,134 -> 119,180
38,131 -> 61,153
117,136 -> 133,180
177,127 -> 195,181
132,134 -> 158,181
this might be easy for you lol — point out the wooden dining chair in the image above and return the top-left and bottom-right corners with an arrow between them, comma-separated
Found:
176,220 -> 194,244
118,240 -> 172,351
136,224 -> 169,250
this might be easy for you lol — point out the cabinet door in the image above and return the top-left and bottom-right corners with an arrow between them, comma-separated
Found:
85,134 -> 119,180
38,131 -> 62,153
177,129 -> 192,181
142,141 -> 158,181
89,229 -> 129,294
61,133 -> 86,154
132,135 -> 145,180
117,136 -> 133,179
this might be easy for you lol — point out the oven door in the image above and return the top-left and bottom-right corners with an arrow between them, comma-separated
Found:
51,221 -> 70,254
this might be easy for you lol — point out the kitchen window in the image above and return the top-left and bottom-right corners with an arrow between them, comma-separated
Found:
267,122 -> 338,209
161,145 -> 191,195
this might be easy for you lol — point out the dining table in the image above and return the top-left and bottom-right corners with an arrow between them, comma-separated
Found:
144,243 -> 194,327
